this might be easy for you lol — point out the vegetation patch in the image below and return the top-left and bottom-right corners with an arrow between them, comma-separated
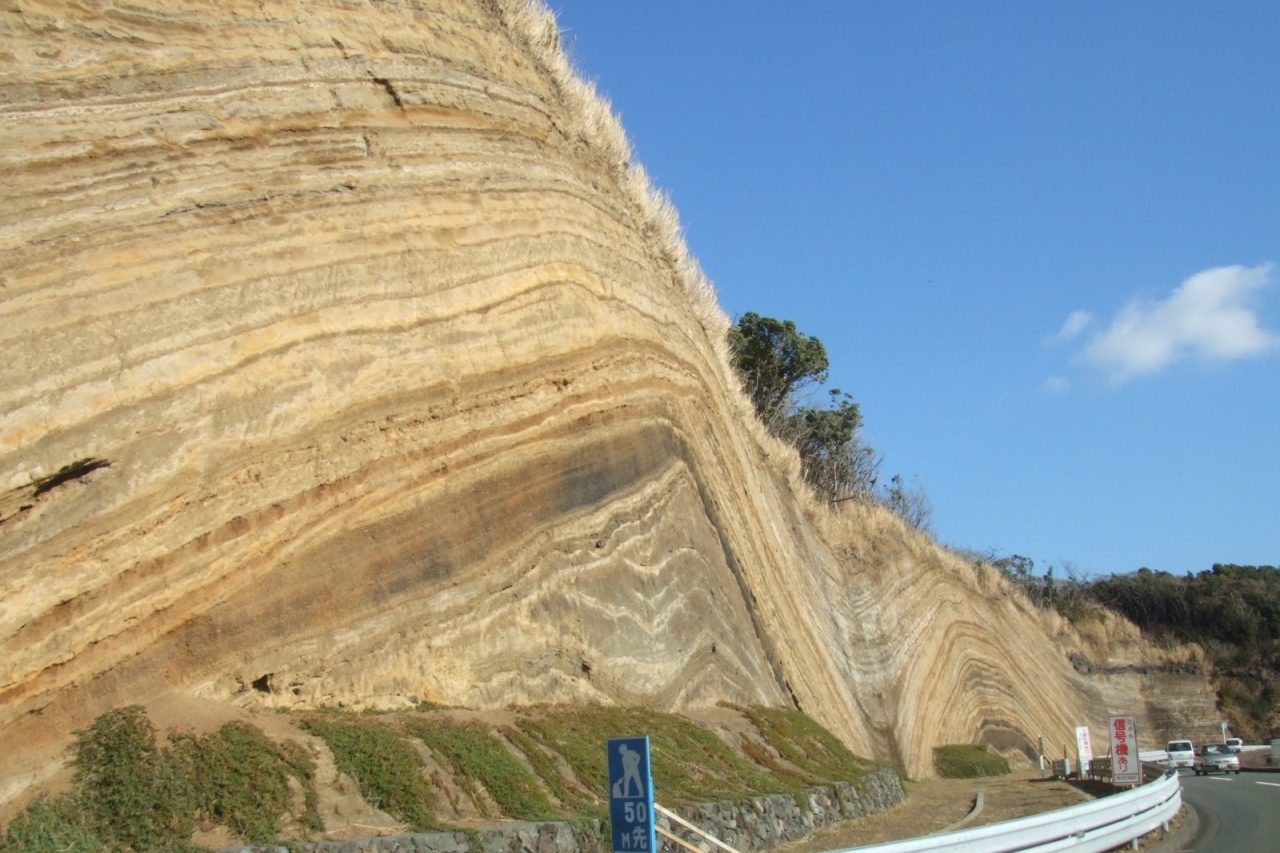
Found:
0,795 -> 103,853
518,705 -> 765,805
4,704 -> 881,850
404,718 -> 557,821
298,714 -> 436,831
70,705 -> 197,852
172,721 -> 323,842
514,705 -> 873,807
498,724 -> 592,810
734,705 -> 874,787
933,745 -> 1011,779
0,706 -> 319,853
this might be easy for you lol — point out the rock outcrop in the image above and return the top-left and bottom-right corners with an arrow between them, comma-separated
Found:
0,0 -> 1215,809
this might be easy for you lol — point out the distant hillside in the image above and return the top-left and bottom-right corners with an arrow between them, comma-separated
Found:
1091,565 -> 1280,741
999,561 -> 1279,741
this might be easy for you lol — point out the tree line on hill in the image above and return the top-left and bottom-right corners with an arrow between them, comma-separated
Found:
726,312 -> 932,531
991,556 -> 1280,739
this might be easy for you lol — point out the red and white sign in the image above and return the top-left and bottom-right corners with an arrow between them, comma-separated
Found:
1109,714 -> 1141,784
1076,726 -> 1093,762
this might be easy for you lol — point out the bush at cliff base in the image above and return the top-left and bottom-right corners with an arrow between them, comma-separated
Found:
933,744 -> 1011,778
0,706 -> 322,853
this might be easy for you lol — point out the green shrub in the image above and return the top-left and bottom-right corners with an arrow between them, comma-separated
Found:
406,718 -> 556,820
514,706 -> 830,806
172,721 -> 323,843
70,706 -> 197,853
0,795 -> 102,853
498,725 -> 593,810
11,707 -> 325,851
299,715 -> 435,830
736,705 -> 873,786
933,744 -> 1010,778
278,739 -> 325,835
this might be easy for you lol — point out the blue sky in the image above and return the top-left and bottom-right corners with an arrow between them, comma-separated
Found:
548,2 -> 1280,577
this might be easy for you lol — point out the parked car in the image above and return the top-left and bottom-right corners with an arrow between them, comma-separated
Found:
1225,737 -> 1243,753
1195,743 -> 1241,775
1167,740 -> 1195,769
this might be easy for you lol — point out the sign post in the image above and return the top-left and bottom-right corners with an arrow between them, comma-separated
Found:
1076,726 -> 1093,779
1108,714 -> 1141,785
609,736 -> 656,853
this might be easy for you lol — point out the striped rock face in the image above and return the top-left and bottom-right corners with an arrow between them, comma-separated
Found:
0,0 -> 1212,805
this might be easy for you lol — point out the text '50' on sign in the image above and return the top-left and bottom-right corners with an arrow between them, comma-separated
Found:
609,736 -> 655,853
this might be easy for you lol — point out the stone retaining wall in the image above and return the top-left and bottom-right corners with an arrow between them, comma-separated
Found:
219,769 -> 904,853
657,768 -> 905,853
219,822 -> 600,853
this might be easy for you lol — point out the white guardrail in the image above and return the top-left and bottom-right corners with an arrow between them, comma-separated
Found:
826,769 -> 1182,853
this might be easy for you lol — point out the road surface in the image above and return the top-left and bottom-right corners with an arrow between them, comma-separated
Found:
1179,770 -> 1280,852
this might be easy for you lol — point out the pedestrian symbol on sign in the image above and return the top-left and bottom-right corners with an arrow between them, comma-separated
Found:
613,743 -> 645,798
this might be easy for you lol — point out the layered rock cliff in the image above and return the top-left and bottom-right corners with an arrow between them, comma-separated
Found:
0,0 -> 1215,809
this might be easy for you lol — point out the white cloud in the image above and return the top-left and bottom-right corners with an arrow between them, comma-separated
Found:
1077,264 -> 1279,383
1053,310 -> 1094,342
1044,377 -> 1070,394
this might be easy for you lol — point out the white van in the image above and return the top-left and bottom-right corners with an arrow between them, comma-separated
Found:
1167,740 -> 1195,768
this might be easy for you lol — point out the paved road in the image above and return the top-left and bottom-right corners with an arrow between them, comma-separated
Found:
1178,770 -> 1280,852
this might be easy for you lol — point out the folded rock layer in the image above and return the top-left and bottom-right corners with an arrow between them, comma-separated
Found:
0,0 -> 1213,807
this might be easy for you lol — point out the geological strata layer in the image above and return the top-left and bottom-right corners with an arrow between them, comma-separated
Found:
0,0 -> 1215,805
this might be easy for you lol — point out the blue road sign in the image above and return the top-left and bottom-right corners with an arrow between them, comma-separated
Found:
608,735 -> 655,853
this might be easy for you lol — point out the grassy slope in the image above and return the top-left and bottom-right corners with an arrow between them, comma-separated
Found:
1,704 -> 885,853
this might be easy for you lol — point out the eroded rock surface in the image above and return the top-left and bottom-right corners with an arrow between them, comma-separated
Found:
0,0 -> 1215,807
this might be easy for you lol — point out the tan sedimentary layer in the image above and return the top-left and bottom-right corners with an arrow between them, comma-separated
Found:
0,0 -> 1212,808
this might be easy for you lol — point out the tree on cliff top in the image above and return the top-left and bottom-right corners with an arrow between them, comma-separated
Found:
727,312 -> 829,430
727,314 -> 931,530
881,474 -> 934,534
781,390 -> 883,505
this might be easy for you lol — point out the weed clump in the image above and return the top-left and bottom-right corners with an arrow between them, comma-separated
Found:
298,715 -> 435,830
0,795 -> 103,853
0,707 -> 322,853
405,718 -> 557,821
513,705 -> 862,806
172,721 -> 323,842
70,706 -> 197,852
498,725 -> 592,810
735,705 -> 872,787
933,745 -> 1011,778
